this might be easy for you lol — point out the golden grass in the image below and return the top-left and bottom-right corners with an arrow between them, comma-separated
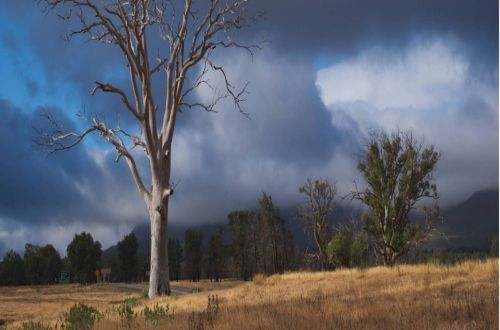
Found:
0,283 -> 130,327
167,278 -> 243,292
1,259 -> 498,329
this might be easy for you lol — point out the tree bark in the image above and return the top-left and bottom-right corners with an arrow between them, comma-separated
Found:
148,193 -> 171,298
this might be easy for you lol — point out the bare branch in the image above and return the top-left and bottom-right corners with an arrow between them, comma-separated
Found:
35,112 -> 151,201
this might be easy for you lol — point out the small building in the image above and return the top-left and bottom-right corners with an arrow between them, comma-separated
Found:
101,268 -> 111,282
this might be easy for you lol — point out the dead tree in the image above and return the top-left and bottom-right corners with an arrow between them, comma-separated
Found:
298,178 -> 337,271
36,0 -> 259,298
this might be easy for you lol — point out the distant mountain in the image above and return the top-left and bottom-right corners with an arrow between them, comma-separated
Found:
432,188 -> 499,250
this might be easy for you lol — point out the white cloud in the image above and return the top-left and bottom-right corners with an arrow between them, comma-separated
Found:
316,37 -> 469,110
315,36 -> 499,205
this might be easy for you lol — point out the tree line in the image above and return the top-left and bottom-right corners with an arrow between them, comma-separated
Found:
2,130 -> 496,286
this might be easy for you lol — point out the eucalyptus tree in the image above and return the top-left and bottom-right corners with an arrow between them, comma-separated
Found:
353,131 -> 440,266
37,0 -> 259,297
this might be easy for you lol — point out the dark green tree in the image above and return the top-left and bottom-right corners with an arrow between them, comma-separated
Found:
24,244 -> 44,285
67,232 -> 102,284
184,229 -> 203,282
23,244 -> 62,285
353,131 -> 440,266
258,193 -> 296,273
228,211 -> 254,280
168,238 -> 183,281
38,244 -> 63,284
207,226 -> 225,282
117,233 -> 138,282
0,250 -> 25,286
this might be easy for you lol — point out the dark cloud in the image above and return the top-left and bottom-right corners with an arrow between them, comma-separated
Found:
0,0 -> 497,253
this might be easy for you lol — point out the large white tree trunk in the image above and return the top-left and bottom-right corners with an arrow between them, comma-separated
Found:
148,191 -> 171,298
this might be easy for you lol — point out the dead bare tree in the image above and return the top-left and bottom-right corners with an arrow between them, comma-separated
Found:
298,178 -> 337,271
36,0 -> 259,298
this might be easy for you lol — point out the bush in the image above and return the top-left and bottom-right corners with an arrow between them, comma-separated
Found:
142,303 -> 170,326
327,228 -> 352,267
19,321 -> 52,330
139,290 -> 148,299
117,299 -> 137,325
61,303 -> 101,329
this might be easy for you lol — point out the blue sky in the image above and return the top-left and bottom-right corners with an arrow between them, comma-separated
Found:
0,0 -> 498,255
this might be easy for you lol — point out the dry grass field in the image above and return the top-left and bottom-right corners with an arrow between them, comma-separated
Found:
0,258 -> 498,329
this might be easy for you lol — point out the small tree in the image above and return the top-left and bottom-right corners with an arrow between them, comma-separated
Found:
117,233 -> 138,282
67,232 -> 102,284
353,131 -> 440,266
298,178 -> 337,270
327,227 -> 352,268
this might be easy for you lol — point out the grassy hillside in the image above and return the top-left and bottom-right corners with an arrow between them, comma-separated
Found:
1,259 -> 497,329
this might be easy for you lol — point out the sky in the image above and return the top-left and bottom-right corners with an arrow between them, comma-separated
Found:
0,0 -> 498,256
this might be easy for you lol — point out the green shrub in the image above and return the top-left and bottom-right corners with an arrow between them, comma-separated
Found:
61,303 -> 101,329
117,297 -> 140,325
327,228 -> 352,267
19,321 -> 52,330
143,303 -> 170,325
139,290 -> 148,299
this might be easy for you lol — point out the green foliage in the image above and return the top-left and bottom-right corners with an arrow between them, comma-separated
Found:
142,303 -> 170,325
23,244 -> 62,285
327,228 -> 352,267
228,193 -> 297,280
355,131 -> 440,266
61,303 -> 101,330
258,193 -> 295,274
66,232 -> 102,284
19,321 -> 52,330
326,226 -> 369,268
184,229 -> 203,282
139,290 -> 149,299
0,250 -> 25,285
115,233 -> 138,282
117,298 -> 138,325
350,232 -> 369,267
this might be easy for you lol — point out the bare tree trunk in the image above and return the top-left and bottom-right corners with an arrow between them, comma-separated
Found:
148,189 -> 171,298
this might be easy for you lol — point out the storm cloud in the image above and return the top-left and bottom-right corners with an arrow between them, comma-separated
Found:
0,0 -> 497,255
